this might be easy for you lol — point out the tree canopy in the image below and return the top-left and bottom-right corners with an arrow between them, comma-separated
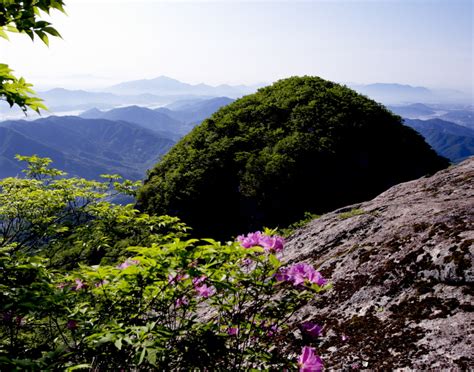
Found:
137,76 -> 449,239
0,0 -> 66,113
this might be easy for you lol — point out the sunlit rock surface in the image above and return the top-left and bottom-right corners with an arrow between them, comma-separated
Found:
284,157 -> 473,369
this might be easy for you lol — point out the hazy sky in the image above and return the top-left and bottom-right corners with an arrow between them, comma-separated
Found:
1,0 -> 472,92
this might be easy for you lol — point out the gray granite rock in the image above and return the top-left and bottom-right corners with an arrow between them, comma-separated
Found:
283,157 -> 473,369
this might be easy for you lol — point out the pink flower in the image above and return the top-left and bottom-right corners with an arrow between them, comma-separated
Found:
192,275 -> 215,298
175,296 -> 189,308
117,259 -> 139,269
168,273 -> 189,284
237,231 -> 263,248
259,235 -> 285,253
267,323 -> 278,337
57,282 -> 68,289
237,231 -> 285,253
298,346 -> 323,372
341,334 -> 349,342
227,327 -> 238,335
195,283 -> 216,298
278,263 -> 327,287
274,267 -> 289,282
192,275 -> 206,285
66,320 -> 78,330
301,322 -> 323,338
73,279 -> 86,290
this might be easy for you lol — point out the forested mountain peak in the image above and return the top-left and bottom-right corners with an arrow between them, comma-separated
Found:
137,76 -> 449,239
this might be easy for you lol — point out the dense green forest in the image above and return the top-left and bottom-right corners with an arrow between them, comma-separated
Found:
137,76 -> 448,239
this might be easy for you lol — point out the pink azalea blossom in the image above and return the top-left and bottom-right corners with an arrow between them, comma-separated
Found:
274,267 -> 289,282
192,275 -> 207,286
168,273 -> 189,284
195,283 -> 216,298
237,231 -> 285,253
259,235 -> 285,253
298,346 -> 323,372
277,263 -> 327,287
301,322 -> 323,338
73,279 -> 86,290
227,327 -> 238,335
117,259 -> 139,269
175,296 -> 189,308
267,323 -> 279,337
237,231 -> 263,248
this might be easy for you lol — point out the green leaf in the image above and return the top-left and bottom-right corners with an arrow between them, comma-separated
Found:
138,347 -> 146,365
0,28 -> 9,40
114,338 -> 123,350
65,364 -> 91,372
268,253 -> 281,269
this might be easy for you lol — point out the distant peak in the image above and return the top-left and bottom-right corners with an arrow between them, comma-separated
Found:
150,76 -> 181,83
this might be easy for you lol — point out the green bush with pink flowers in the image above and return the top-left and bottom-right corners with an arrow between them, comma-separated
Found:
0,156 -> 329,370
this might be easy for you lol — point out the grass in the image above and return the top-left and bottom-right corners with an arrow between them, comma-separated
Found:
338,208 -> 366,219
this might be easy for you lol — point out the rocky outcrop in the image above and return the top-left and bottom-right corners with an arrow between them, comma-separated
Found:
284,158 -> 473,369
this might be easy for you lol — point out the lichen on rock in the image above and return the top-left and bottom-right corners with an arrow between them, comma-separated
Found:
283,157 -> 474,369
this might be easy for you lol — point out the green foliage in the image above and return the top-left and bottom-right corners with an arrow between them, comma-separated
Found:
338,208 -> 366,219
137,76 -> 449,240
0,63 -> 46,113
0,0 -> 66,113
0,156 -> 330,369
0,237 -> 328,370
279,212 -> 321,238
0,155 -> 188,268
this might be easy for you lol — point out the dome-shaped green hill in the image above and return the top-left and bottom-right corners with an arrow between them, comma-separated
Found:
137,76 -> 449,239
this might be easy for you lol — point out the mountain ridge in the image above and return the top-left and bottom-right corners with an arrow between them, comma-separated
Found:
0,116 -> 175,180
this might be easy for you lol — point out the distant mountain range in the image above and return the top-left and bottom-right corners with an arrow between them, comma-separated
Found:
157,97 -> 235,125
81,97 -> 235,137
403,118 -> 474,163
37,88 -> 167,112
1,77 -> 470,122
388,103 -> 437,118
80,106 -> 184,139
349,83 -> 472,105
0,117 -> 174,180
0,96 -> 236,180
439,110 -> 474,129
106,76 -> 261,97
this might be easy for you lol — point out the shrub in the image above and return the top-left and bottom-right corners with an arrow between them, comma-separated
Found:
0,156 -> 330,370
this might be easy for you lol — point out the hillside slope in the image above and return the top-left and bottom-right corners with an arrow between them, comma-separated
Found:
403,118 -> 474,163
283,157 -> 473,369
0,117 -> 175,180
80,105 -> 184,139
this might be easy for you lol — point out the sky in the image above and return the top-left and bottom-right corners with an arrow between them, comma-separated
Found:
1,0 -> 473,92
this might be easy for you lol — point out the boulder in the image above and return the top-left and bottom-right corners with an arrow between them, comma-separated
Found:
284,157 -> 473,369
